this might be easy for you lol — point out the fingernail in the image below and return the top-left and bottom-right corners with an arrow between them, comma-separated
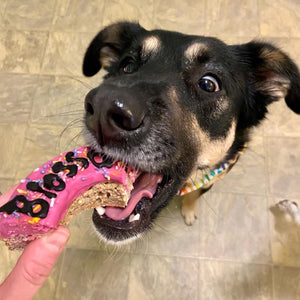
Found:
44,226 -> 70,251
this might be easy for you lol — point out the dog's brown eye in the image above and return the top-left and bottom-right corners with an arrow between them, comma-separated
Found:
123,62 -> 136,74
198,75 -> 220,92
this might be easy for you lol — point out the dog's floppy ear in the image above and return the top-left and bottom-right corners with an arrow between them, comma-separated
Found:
234,41 -> 300,125
83,22 -> 146,77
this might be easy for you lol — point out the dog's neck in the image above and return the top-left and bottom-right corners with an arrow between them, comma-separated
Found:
177,143 -> 247,196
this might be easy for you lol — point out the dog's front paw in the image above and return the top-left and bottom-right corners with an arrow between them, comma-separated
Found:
181,207 -> 197,226
276,200 -> 300,224
277,199 -> 298,213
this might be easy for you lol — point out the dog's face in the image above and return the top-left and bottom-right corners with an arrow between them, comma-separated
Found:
82,22 -> 300,244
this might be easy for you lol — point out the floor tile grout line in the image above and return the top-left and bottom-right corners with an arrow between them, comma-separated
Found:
262,134 -> 276,300
0,26 -> 101,34
125,253 -> 135,300
1,0 -> 10,18
38,31 -> 51,76
51,0 -> 59,29
257,0 -> 262,37
138,250 -> 300,269
0,26 -> 299,40
49,243 -> 300,269
271,265 -> 276,300
0,72 -> 100,86
110,247 -> 274,266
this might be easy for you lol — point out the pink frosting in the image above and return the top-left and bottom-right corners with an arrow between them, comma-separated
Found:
0,147 -> 137,239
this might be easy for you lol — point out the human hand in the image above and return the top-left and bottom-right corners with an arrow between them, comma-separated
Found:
0,186 -> 70,300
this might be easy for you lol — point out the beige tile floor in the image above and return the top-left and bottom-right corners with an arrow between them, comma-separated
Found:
0,0 -> 300,299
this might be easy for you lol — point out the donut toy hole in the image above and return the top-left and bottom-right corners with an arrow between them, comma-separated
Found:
16,201 -> 24,208
94,155 -> 102,164
53,179 -> 61,187
32,204 -> 42,213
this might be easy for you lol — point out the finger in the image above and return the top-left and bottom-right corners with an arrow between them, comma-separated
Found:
0,226 -> 70,300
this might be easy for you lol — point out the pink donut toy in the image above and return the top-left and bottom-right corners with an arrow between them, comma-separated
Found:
0,146 -> 137,250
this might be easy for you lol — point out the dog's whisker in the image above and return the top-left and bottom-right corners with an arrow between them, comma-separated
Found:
154,218 -> 171,235
65,132 -> 83,149
61,119 -> 85,136
108,245 -> 119,260
64,74 -> 95,90
58,65 -> 97,92
70,128 -> 85,142
165,207 -> 176,218
103,248 -> 116,263
52,100 -> 83,109
59,121 -> 83,140
43,110 -> 84,118
57,118 -> 85,150
64,117 -> 84,128
140,232 -> 149,254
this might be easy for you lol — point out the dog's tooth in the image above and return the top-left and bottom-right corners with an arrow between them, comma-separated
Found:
134,213 -> 140,221
96,206 -> 106,216
157,176 -> 163,184
129,213 -> 140,222
129,214 -> 135,222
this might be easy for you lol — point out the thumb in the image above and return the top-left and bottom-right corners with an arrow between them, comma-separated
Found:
0,226 -> 70,300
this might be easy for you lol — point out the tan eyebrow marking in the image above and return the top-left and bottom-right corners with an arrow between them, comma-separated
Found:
260,47 -> 286,64
141,36 -> 161,58
184,42 -> 209,62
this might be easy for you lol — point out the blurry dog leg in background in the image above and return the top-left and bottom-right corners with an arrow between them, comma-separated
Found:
276,200 -> 300,225
270,200 -> 300,232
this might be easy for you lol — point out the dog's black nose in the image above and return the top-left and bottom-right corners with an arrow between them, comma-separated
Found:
107,98 -> 144,131
85,86 -> 146,145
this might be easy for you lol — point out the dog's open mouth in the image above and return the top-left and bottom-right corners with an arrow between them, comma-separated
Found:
93,172 -> 167,231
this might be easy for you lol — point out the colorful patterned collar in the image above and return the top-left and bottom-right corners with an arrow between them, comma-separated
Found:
177,144 -> 247,196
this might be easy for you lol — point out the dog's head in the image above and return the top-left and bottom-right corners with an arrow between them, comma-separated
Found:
82,22 -> 300,244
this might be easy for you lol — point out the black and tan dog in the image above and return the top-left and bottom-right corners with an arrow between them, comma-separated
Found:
82,22 -> 300,244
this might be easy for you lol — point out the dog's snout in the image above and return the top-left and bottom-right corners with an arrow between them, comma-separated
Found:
85,87 -> 146,145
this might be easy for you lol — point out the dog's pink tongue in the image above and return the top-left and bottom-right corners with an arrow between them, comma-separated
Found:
105,174 -> 162,220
